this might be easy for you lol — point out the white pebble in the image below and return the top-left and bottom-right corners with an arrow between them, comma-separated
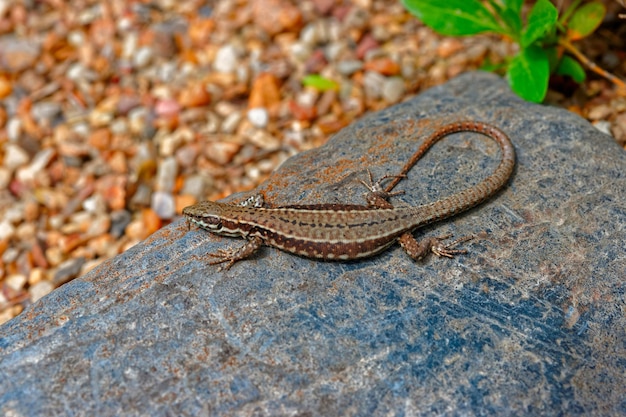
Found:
133,46 -> 153,68
5,274 -> 27,291
83,194 -> 107,213
213,44 -> 239,73
4,144 -> 30,170
382,77 -> 405,103
247,108 -> 269,128
0,220 -> 15,241
30,280 -> 54,303
6,118 -> 22,141
221,111 -> 242,134
155,157 -> 178,192
151,191 -> 176,219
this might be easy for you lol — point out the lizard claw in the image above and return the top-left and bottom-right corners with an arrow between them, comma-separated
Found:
431,235 -> 474,258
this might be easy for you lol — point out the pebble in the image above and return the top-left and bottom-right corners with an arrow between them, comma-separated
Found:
29,280 -> 54,303
110,210 -> 132,238
16,148 -> 55,183
221,111 -> 243,134
155,157 -> 178,192
53,257 -> 86,286
213,44 -> 239,73
31,101 -> 62,125
133,46 -> 153,68
128,107 -> 150,135
151,191 -> 176,219
87,214 -> 111,236
337,60 -> 363,75
5,274 -> 27,292
129,183 -> 152,209
0,37 -> 40,73
362,70 -> 385,99
83,194 -> 107,214
205,141 -> 242,165
0,167 -> 10,189
247,108 -> 269,128
4,144 -> 30,171
382,77 -> 405,103
6,118 -> 22,141
181,175 -> 210,199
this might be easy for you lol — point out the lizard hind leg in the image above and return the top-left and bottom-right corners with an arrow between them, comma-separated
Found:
360,169 -> 406,208
398,233 -> 474,261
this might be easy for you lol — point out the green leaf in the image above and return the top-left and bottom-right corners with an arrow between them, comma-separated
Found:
506,45 -> 550,102
521,0 -> 558,48
502,0 -> 523,13
567,2 -> 605,41
556,55 -> 586,83
499,7 -> 522,36
302,74 -> 339,91
401,0 -> 507,36
559,0 -> 583,25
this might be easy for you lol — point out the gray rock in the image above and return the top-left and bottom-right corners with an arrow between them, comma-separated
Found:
1,72 -> 624,416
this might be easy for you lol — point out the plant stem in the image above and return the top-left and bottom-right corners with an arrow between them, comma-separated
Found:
558,38 -> 626,88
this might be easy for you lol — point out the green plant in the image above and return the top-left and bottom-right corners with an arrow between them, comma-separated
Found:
401,0 -> 624,102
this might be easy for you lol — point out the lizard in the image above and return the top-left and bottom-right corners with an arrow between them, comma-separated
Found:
183,121 -> 516,270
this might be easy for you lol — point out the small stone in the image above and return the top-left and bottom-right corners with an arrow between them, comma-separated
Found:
364,57 -> 400,76
437,38 -> 464,58
29,280 -> 54,303
0,37 -> 40,73
6,118 -> 22,141
362,71 -> 385,99
356,33 -> 379,60
15,222 -> 36,240
28,267 -> 45,285
133,46 -> 153,68
128,107 -> 150,135
247,108 -> 269,128
5,274 -> 27,291
87,214 -> 111,236
181,175 -> 210,199
249,73 -> 281,111
88,128 -> 112,150
4,144 -> 30,170
129,183 -> 152,210
221,111 -> 243,134
178,83 -> 212,107
83,194 -> 107,213
155,99 -> 180,118
205,141 -> 242,165
213,44 -> 239,73
337,59 -> 363,75
175,144 -> 199,168
253,0 -> 303,36
587,104 -> 612,120
0,167 -> 10,189
110,210 -> 132,238
53,257 -> 86,286
155,156 -> 178,192
382,77 -> 405,103
151,191 -> 176,219
17,148 -> 55,184
31,101 -> 62,126
0,74 -> 11,98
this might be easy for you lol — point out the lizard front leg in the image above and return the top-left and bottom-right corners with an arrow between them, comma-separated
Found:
208,236 -> 264,270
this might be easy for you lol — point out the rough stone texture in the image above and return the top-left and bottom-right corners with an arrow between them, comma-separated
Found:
1,72 -> 624,416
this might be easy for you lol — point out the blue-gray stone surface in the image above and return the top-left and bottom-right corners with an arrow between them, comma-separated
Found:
1,72 -> 625,416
